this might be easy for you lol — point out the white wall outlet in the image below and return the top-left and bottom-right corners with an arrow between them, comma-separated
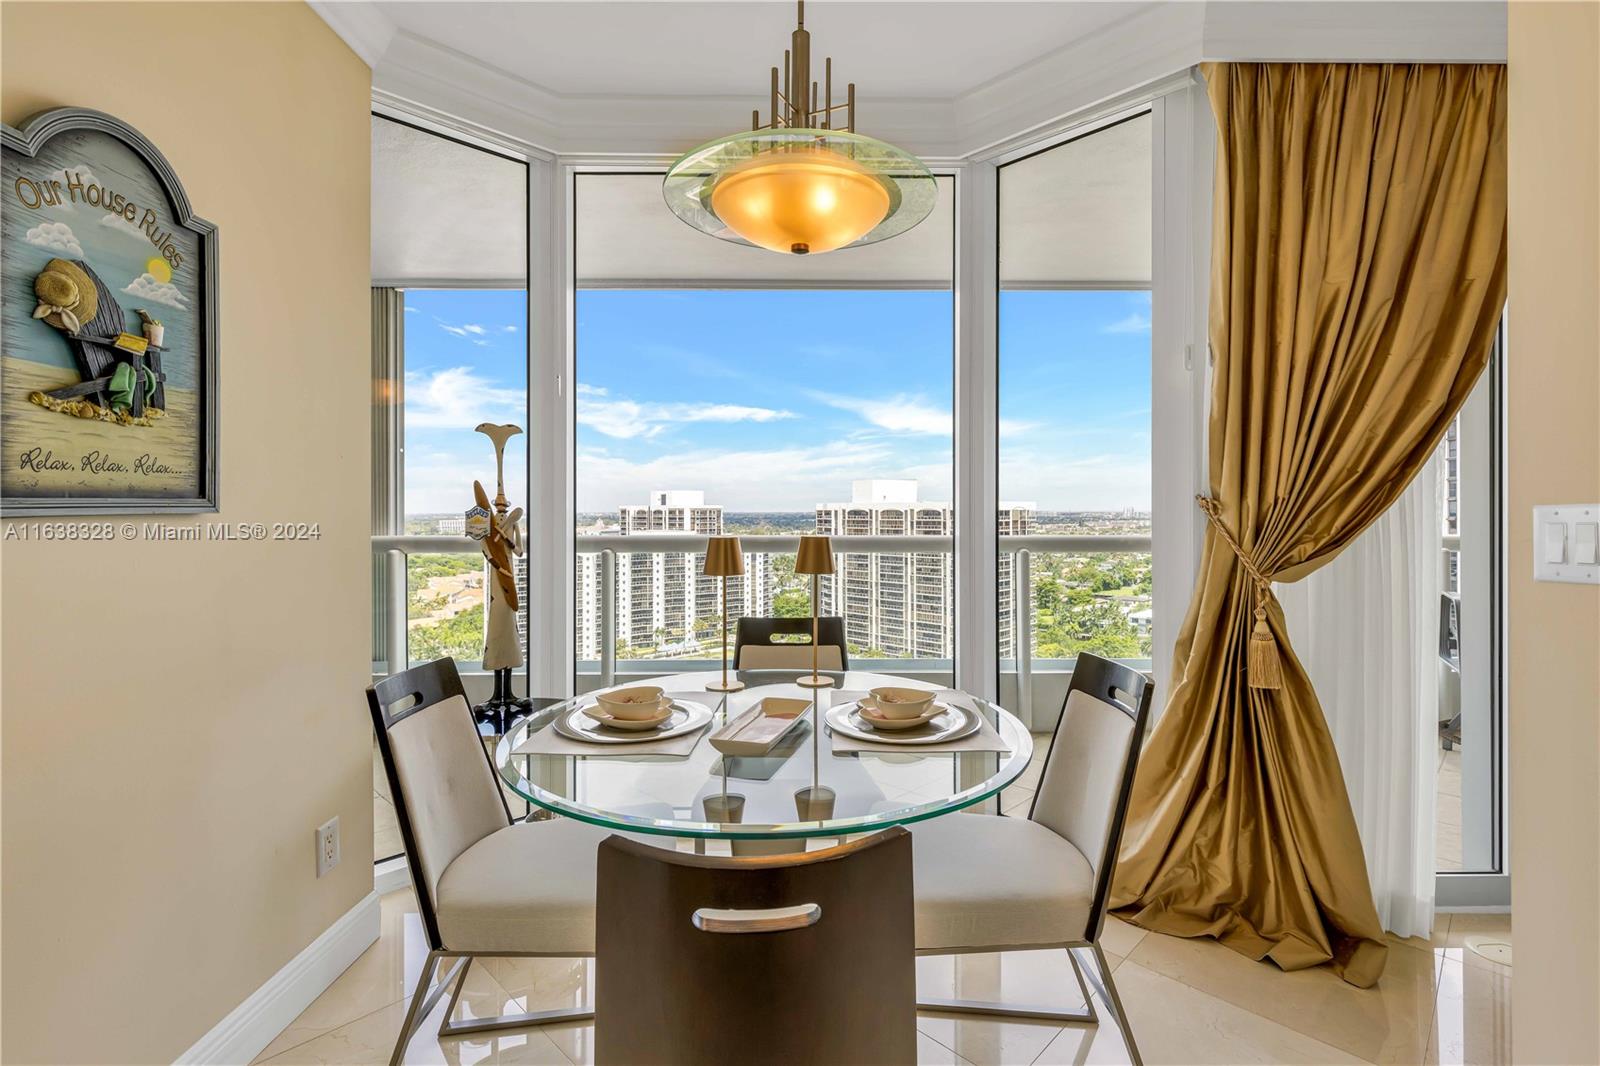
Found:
1533,505 -> 1600,585
316,816 -> 341,878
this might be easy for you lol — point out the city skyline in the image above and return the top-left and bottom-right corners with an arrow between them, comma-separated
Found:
401,287 -> 1152,515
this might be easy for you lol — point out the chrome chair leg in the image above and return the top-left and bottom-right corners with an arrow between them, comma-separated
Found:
915,948 -> 1098,1023
390,951 -> 456,1066
1069,944 -> 1143,1066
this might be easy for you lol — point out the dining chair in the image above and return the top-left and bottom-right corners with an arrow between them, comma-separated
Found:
732,615 -> 850,672
368,657 -> 609,1065
594,828 -> 917,1066
908,652 -> 1153,1064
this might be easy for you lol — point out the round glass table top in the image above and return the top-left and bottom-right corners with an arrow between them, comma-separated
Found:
494,670 -> 1032,840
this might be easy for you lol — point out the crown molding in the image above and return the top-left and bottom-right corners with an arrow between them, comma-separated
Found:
307,1 -> 396,69
314,1 -> 1508,161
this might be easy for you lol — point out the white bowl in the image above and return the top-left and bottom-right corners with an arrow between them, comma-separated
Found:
860,703 -> 942,731
595,685 -> 668,720
866,687 -> 935,720
583,703 -> 673,731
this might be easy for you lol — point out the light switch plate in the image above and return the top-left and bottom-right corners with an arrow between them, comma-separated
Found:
1533,505 -> 1600,584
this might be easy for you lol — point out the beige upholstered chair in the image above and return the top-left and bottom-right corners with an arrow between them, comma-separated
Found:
368,658 -> 608,1065
732,616 -> 849,671
595,828 -> 917,1065
910,653 -> 1153,1064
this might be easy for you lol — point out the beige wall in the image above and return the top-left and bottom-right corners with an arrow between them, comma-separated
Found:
1,4 -> 372,1062
1507,3 -> 1600,1063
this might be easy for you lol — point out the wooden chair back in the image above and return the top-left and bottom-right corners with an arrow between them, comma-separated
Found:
595,828 -> 915,1065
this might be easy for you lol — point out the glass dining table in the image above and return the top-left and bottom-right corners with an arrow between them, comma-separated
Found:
494,669 -> 1033,842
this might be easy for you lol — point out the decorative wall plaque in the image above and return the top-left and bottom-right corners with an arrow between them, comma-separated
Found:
2,108 -> 218,514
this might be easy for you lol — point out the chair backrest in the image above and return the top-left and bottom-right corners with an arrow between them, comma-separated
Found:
595,828 -> 915,1066
1028,653 -> 1153,942
368,658 -> 510,950
733,616 -> 849,672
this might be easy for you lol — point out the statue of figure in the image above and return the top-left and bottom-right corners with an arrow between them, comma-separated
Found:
468,423 -> 530,728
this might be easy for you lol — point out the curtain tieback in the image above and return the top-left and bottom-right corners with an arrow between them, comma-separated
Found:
1195,495 -> 1283,690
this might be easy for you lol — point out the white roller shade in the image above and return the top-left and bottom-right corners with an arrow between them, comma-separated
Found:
999,113 -> 1151,287
372,116 -> 527,285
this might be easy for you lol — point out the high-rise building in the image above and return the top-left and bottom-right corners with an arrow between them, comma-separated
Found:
574,490 -> 771,660
814,480 -> 1033,660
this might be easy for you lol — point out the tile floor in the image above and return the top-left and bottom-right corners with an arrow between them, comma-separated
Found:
326,733 -> 1510,1065
1436,744 -> 1463,872
253,888 -> 1511,1065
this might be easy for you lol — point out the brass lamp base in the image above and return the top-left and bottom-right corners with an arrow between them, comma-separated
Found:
796,674 -> 836,688
706,679 -> 746,693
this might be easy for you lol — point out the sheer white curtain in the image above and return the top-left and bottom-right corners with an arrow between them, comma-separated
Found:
1275,453 -> 1440,940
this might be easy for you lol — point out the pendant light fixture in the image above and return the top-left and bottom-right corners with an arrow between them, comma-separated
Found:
663,0 -> 936,256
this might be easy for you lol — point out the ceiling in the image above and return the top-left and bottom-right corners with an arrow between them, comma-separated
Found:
321,2 -> 1506,157
373,2 -> 1148,101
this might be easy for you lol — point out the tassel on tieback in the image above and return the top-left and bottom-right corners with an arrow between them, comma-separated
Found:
1196,495 -> 1284,690
1247,602 -> 1283,690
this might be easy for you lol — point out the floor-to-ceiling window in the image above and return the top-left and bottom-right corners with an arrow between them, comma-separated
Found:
370,114 -> 529,862
1436,331 -> 1504,878
571,173 -> 955,687
996,113 -> 1154,723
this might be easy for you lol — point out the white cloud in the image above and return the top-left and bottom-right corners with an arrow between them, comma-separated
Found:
404,305 -> 419,313
437,320 -> 489,339
1101,312 -> 1151,335
404,366 -> 525,429
404,445 -> 528,514
575,383 -> 608,397
998,450 -> 1151,512
577,439 -> 895,512
122,272 -> 189,310
24,220 -> 82,256
578,392 -> 795,440
98,212 -> 146,242
810,391 -> 950,435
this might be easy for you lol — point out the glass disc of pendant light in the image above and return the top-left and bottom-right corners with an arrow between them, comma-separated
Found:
663,128 -> 937,255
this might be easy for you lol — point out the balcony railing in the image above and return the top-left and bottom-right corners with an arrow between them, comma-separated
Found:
373,531 -> 1152,725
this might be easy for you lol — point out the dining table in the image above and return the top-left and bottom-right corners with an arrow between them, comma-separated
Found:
493,669 -> 1033,843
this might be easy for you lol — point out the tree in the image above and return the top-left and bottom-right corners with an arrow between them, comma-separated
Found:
772,588 -> 810,618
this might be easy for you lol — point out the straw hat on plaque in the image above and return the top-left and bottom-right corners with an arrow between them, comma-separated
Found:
32,258 -> 98,334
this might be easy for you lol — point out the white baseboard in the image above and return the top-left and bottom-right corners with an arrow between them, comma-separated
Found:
176,890 -> 380,1065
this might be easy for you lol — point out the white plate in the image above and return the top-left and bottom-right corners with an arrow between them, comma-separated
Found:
556,700 -> 712,745
825,701 -> 980,745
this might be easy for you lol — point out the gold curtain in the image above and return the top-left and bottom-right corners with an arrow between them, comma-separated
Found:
1111,63 -> 1507,988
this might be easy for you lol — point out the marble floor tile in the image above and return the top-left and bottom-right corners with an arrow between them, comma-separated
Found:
915,1010 -> 1063,1066
1424,955 -> 1511,1065
915,949 -> 1112,1016
1127,926 -> 1441,1063
1440,913 -> 1513,976
1098,915 -> 1148,959
1034,962 -> 1365,1065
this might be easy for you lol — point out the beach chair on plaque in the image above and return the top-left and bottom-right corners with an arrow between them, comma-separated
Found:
31,257 -> 167,420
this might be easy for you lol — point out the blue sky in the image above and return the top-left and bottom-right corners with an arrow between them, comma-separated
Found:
402,288 -> 1150,515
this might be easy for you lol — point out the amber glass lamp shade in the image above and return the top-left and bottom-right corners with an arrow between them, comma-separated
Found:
664,129 -> 936,256
795,535 -> 835,575
709,147 -> 891,255
703,536 -> 745,577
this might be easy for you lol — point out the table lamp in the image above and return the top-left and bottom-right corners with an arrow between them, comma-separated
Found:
703,536 -> 746,693
794,535 -> 837,689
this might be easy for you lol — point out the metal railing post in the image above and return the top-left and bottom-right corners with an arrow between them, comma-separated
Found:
600,549 -> 616,688
1016,548 -> 1033,729
386,549 -> 407,674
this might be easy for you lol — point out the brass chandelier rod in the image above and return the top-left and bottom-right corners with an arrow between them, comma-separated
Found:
749,1 -> 855,133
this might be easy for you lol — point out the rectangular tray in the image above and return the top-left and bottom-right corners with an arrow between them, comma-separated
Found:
708,697 -> 810,756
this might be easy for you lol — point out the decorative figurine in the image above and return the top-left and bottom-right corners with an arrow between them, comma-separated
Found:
468,422 -> 531,730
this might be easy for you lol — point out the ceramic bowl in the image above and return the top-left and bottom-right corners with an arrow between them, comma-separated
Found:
860,703 -> 942,731
865,687 -> 936,720
583,703 -> 673,731
595,685 -> 669,720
